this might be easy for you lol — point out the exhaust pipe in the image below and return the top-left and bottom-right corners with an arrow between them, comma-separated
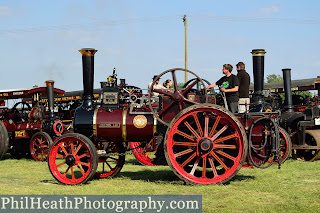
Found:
78,48 -> 98,109
282,68 -> 294,113
251,49 -> 266,104
45,80 -> 55,119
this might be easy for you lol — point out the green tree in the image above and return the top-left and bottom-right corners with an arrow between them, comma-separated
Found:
266,74 -> 282,83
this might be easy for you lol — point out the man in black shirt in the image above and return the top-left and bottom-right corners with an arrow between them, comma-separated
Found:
236,62 -> 250,113
207,64 -> 239,113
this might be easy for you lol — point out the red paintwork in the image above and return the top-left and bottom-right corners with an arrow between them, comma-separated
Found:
96,109 -> 154,142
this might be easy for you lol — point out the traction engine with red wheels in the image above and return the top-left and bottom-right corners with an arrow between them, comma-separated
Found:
47,48 -> 291,185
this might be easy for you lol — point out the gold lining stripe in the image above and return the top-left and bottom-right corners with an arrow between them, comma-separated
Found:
153,116 -> 157,135
122,109 -> 127,142
93,108 -> 98,140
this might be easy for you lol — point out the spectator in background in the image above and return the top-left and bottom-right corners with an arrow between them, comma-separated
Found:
148,75 -> 166,96
163,79 -> 172,89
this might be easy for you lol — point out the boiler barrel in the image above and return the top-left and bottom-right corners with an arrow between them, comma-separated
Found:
94,109 -> 156,142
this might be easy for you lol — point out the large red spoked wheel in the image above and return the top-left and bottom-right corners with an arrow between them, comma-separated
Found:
148,68 -> 208,126
129,141 -> 157,166
165,104 -> 247,185
0,122 -> 9,159
48,133 -> 98,185
30,132 -> 53,161
95,142 -> 125,179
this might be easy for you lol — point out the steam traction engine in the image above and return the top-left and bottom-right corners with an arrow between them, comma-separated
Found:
48,48 -> 291,185
0,81 -> 65,161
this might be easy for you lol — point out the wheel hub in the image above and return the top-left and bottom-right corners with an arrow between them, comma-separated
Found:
198,138 -> 214,156
65,155 -> 76,166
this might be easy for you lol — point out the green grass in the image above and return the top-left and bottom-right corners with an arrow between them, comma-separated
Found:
0,155 -> 320,212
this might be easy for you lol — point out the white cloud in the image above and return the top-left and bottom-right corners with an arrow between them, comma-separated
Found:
0,6 -> 13,16
258,6 -> 280,15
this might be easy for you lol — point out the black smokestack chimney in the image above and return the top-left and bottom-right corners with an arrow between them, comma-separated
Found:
251,49 -> 266,104
78,48 -> 98,109
45,80 -> 55,119
282,68 -> 294,112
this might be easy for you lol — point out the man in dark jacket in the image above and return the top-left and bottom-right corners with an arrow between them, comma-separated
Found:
206,64 -> 239,113
236,62 -> 250,113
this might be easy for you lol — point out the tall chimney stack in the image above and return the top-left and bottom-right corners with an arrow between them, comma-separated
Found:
78,48 -> 98,109
251,49 -> 266,104
45,80 -> 55,119
282,68 -> 294,112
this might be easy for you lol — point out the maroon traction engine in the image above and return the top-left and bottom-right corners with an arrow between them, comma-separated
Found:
0,81 -> 65,161
48,48 -> 291,185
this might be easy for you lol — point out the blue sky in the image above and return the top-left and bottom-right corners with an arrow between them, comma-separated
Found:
0,1 -> 319,92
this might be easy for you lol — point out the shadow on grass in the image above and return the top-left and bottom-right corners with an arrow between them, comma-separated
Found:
120,169 -> 183,184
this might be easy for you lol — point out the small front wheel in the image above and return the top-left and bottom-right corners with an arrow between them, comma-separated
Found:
30,131 -> 53,161
48,133 -> 98,185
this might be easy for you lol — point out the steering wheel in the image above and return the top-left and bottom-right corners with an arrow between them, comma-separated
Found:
183,78 -> 215,93
11,102 -> 32,122
148,68 -> 208,126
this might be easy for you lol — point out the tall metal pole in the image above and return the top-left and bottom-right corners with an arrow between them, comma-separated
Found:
183,15 -> 188,83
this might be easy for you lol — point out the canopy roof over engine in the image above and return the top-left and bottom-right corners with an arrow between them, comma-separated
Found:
0,87 -> 65,100
249,77 -> 320,93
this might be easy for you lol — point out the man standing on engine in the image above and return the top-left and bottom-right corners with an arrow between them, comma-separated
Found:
206,64 -> 239,113
236,62 -> 250,113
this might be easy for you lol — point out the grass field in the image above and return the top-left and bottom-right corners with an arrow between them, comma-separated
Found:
0,154 -> 320,212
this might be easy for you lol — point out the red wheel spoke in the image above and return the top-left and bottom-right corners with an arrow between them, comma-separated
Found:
76,164 -> 85,175
175,148 -> 194,157
74,144 -> 82,155
202,157 -> 207,178
78,153 -> 88,159
209,116 -> 221,138
211,125 -> 228,141
204,115 -> 209,137
215,150 -> 236,161
158,102 -> 174,117
176,130 -> 195,141
173,141 -> 197,146
71,143 -> 75,155
190,158 -> 199,175
181,152 -> 196,167
210,151 -> 229,170
63,166 -> 71,176
56,162 -> 66,168
213,133 -> 238,144
71,167 -> 75,180
215,144 -> 237,149
182,79 -> 199,96
192,113 -> 203,137
184,121 -> 200,139
59,145 -> 69,156
79,162 -> 90,167
57,154 -> 65,158
208,157 -> 218,177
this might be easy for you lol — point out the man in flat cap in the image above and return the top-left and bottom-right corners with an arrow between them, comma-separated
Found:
148,75 -> 166,96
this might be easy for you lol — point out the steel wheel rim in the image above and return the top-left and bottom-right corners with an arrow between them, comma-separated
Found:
30,134 -> 50,161
129,142 -> 156,166
166,105 -> 246,184
48,136 -> 94,184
